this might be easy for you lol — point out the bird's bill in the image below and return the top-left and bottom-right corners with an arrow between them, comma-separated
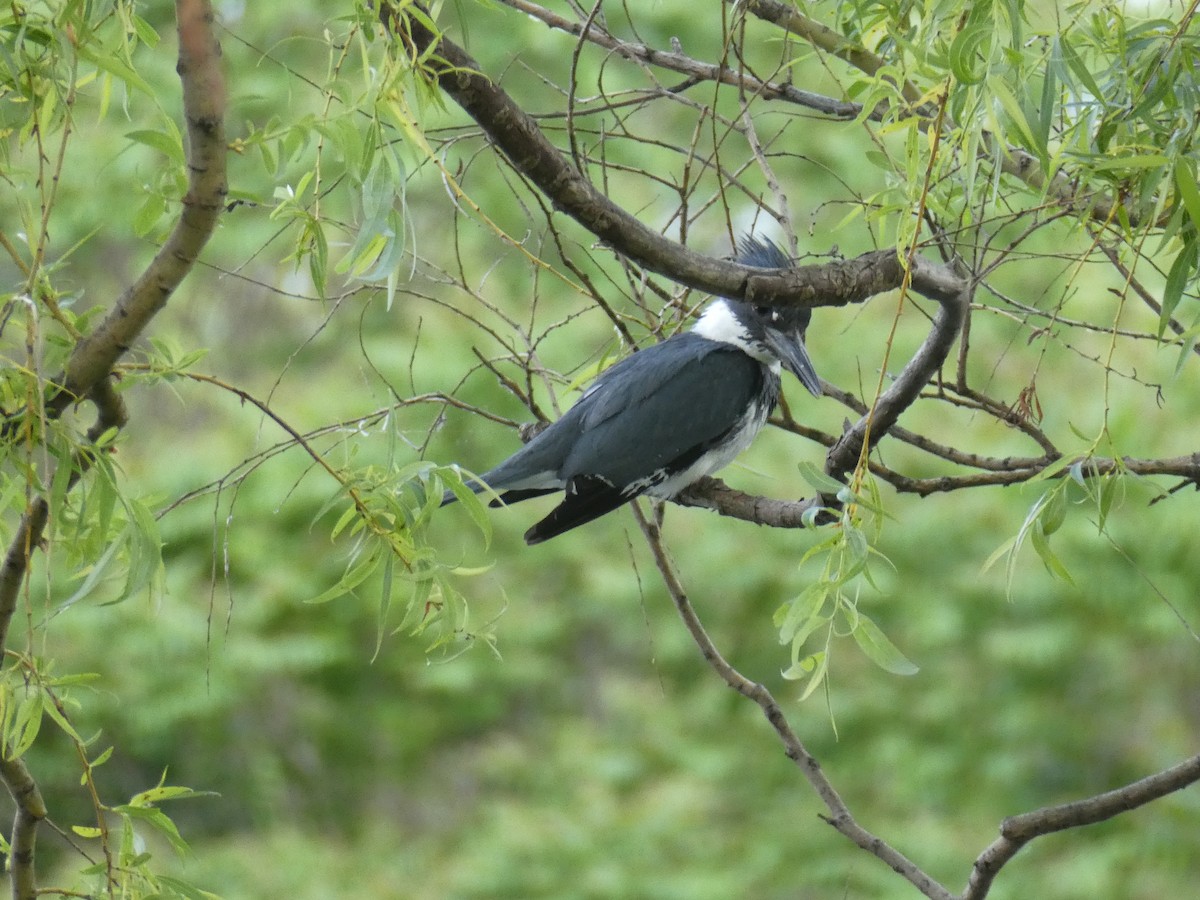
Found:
767,329 -> 822,397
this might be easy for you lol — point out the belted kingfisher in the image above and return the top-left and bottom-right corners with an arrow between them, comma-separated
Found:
442,236 -> 822,544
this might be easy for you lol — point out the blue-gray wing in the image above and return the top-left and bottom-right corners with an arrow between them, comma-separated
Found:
563,334 -> 768,487
519,338 -> 770,544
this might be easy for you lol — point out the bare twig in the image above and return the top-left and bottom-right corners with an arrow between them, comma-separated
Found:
633,505 -> 955,900
496,0 -> 857,119
965,753 -> 1200,899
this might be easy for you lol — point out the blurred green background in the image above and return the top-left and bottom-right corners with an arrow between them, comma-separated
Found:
3,1 -> 1198,897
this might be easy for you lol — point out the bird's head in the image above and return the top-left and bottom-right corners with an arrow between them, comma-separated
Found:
691,236 -> 822,397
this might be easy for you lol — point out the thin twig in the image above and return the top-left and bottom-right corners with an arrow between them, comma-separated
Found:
632,505 -> 955,900
965,753 -> 1200,899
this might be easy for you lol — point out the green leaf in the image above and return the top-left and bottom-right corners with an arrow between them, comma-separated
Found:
59,531 -> 124,610
309,547 -> 381,604
42,692 -> 84,743
155,874 -> 222,900
120,498 -> 164,602
125,128 -> 185,166
1161,237 -> 1196,336
988,77 -> 1042,159
90,746 -> 115,770
949,23 -> 992,85
1096,473 -> 1121,532
118,804 -> 190,855
775,582 -> 828,643
1056,34 -> 1103,99
1030,524 -> 1076,584
796,461 -> 847,496
852,613 -> 919,676
75,43 -> 157,99
440,470 -> 494,547
7,690 -> 42,759
1090,153 -> 1171,171
1174,159 -> 1200,233
796,651 -> 831,701
1039,484 -> 1067,536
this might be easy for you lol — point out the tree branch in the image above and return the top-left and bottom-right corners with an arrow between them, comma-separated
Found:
825,277 -> 970,485
393,5 -> 964,310
965,753 -> 1200,899
495,0 -> 858,119
0,757 -> 46,900
736,0 -> 1131,226
0,3 -> 223,893
0,381 -> 126,899
47,0 -> 227,417
633,505 -> 955,900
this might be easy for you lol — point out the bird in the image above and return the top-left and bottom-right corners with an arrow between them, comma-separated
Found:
441,236 -> 822,545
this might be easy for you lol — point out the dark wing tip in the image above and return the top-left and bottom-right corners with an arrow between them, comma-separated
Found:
523,475 -> 631,545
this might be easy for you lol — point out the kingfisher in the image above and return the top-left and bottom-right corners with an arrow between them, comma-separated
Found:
441,236 -> 822,544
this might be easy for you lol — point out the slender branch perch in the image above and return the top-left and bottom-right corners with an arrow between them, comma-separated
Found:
965,752 -> 1200,898
633,507 -> 956,900
826,274 -> 970,485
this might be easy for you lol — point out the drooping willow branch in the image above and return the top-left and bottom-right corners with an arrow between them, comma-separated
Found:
0,382 -> 127,900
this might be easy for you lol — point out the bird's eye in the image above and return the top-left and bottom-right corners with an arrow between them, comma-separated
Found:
755,305 -> 780,323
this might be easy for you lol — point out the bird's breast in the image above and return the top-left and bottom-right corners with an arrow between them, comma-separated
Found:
646,395 -> 774,498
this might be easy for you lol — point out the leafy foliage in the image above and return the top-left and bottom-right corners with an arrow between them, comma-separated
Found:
1,0 -> 1199,897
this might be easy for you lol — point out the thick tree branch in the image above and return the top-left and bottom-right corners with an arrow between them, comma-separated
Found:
0,4 -> 223,893
0,758 -> 45,900
393,5 -> 964,310
826,280 -> 970,485
46,0 -> 227,417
